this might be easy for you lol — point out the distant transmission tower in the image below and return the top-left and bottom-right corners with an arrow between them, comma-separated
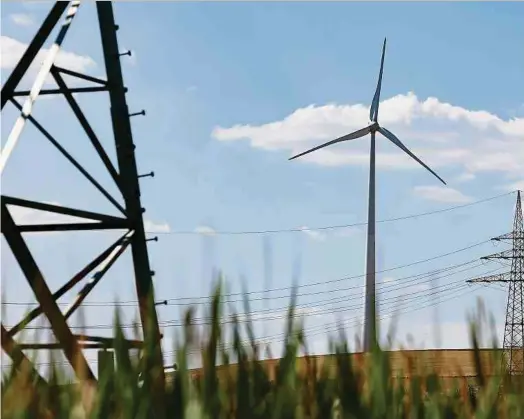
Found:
467,190 -> 523,376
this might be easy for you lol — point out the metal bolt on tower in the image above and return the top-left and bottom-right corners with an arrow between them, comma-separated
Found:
0,0 -> 165,395
467,190 -> 524,376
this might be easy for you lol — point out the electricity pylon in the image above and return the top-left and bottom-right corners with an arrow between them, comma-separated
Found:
1,2 -> 165,403
467,190 -> 523,376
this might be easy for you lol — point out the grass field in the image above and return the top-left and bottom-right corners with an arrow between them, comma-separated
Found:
2,283 -> 523,418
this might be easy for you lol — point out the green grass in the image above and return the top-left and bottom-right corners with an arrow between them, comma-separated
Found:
2,281 -> 523,418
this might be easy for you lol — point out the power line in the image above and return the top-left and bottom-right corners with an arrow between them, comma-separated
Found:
264,285 -> 480,348
8,265 -> 500,331
3,257 -> 479,308
205,263 -> 494,319
26,258 -> 486,312
151,238 -> 494,297
3,283 -> 484,369
156,281 -> 475,328
144,259 -> 483,306
191,283 -> 488,359
3,238 -> 491,307
153,269 -> 502,328
152,191 -> 515,236
5,279 -> 465,331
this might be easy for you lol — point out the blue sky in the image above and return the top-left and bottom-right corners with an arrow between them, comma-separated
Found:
1,1 -> 523,375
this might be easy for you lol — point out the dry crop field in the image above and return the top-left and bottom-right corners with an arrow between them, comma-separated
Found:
183,349 -> 501,387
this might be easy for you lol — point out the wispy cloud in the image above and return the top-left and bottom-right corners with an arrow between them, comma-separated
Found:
144,219 -> 170,233
503,180 -> 524,192
194,225 -> 217,236
6,204 -> 171,235
299,226 -> 326,241
10,13 -> 34,27
6,202 -> 95,235
454,172 -> 476,183
0,35 -> 96,88
413,185 -> 473,204
1,36 -> 95,72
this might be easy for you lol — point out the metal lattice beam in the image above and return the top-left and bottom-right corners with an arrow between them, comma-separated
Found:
0,2 -> 70,110
96,1 -> 166,403
1,204 -> 95,380
1,1 -> 164,398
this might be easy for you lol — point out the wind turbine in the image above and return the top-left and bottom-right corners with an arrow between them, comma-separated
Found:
289,38 -> 446,352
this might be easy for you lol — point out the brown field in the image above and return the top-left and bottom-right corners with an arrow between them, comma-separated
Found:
184,348 -> 502,388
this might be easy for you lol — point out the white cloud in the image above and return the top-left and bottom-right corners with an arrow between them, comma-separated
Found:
297,225 -> 361,241
143,219 -> 170,233
0,35 -> 96,87
299,226 -> 326,241
455,172 -> 476,183
413,186 -> 473,204
211,92 -> 524,180
194,225 -> 216,236
8,202 -> 92,225
21,1 -> 52,10
504,180 -> 524,192
3,204 -> 174,237
10,13 -> 34,27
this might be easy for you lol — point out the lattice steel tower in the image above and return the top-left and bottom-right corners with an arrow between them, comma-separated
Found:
1,0 -> 165,403
467,190 -> 524,376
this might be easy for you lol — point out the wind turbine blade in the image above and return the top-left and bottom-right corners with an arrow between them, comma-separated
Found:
289,125 -> 371,161
378,126 -> 446,185
369,38 -> 387,122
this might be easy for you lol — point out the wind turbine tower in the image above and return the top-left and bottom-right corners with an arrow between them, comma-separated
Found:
289,39 -> 446,352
